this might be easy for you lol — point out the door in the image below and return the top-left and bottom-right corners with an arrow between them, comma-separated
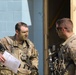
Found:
71,0 -> 76,34
44,0 -> 70,75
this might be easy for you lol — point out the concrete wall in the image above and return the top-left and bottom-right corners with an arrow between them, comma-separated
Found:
0,0 -> 31,38
0,0 -> 22,38
28,0 -> 43,75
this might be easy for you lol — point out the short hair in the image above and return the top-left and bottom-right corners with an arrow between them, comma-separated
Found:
15,22 -> 28,31
56,18 -> 73,32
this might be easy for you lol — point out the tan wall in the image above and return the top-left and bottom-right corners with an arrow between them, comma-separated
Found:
71,0 -> 76,34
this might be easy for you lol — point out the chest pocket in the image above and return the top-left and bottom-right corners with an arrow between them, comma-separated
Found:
4,37 -> 32,74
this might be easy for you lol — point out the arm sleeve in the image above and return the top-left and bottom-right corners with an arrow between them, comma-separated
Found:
69,39 -> 76,65
70,47 -> 76,65
30,47 -> 39,69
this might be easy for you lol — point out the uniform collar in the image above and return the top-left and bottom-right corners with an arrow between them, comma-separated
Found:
61,33 -> 76,46
12,35 -> 28,48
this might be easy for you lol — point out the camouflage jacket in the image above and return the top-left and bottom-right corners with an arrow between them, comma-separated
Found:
0,35 -> 38,75
58,34 -> 76,75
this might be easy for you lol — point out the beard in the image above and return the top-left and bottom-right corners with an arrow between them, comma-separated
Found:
20,36 -> 28,41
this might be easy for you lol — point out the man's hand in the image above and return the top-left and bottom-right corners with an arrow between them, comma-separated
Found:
0,53 -> 5,63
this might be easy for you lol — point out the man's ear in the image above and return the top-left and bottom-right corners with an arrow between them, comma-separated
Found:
62,27 -> 67,33
16,30 -> 19,35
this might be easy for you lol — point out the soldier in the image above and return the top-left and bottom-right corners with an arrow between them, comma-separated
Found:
0,22 -> 39,75
55,18 -> 76,75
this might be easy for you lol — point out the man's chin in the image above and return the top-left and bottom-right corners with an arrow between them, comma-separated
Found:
24,38 -> 28,41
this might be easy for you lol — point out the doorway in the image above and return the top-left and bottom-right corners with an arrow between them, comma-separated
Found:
48,0 -> 70,46
44,0 -> 70,75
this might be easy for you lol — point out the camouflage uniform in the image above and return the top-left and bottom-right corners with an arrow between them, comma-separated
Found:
58,34 -> 76,75
0,35 -> 39,75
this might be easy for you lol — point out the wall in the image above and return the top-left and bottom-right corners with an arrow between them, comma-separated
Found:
28,0 -> 43,75
0,0 -> 31,38
0,0 -> 22,38
71,0 -> 76,34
